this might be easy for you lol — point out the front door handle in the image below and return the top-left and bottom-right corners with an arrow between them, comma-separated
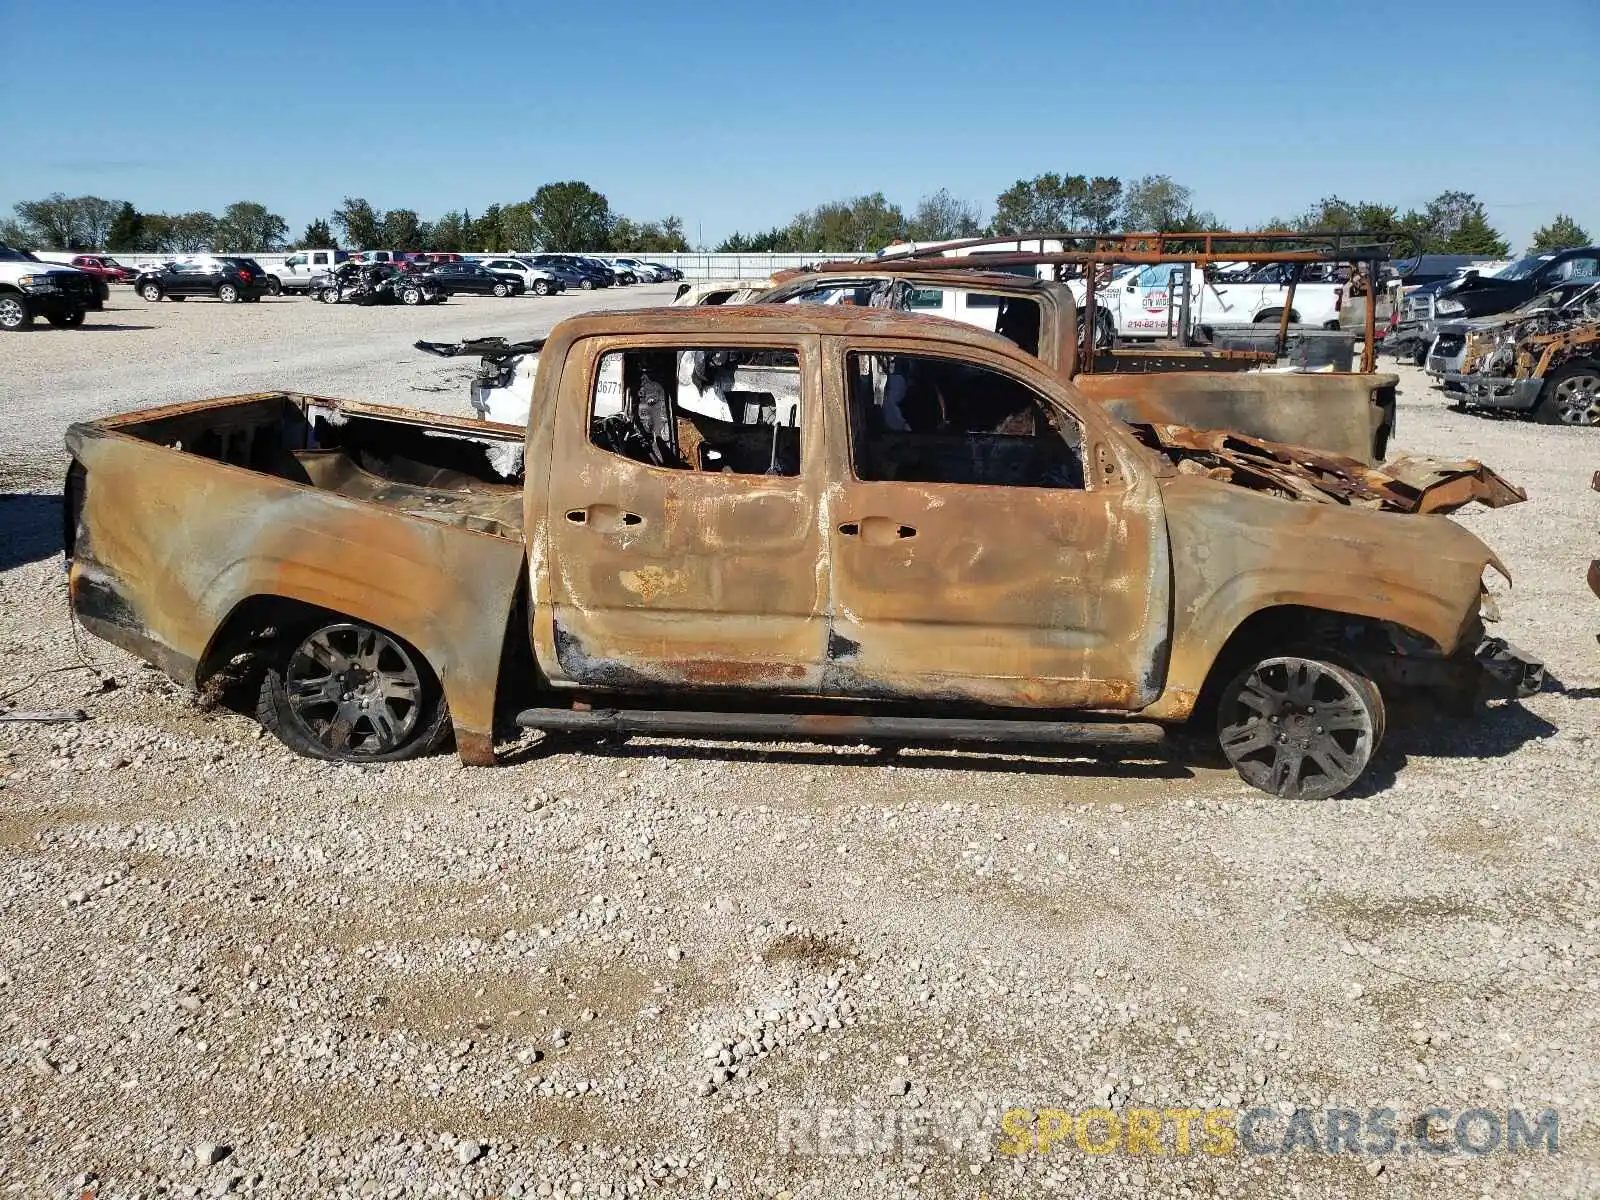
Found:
839,516 -> 916,545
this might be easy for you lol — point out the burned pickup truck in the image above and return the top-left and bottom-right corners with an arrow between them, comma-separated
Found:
66,306 -> 1538,800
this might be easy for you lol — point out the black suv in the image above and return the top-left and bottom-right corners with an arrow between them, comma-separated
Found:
427,262 -> 526,297
136,256 -> 270,303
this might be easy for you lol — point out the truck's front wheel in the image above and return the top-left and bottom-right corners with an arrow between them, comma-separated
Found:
0,294 -> 33,331
257,620 -> 451,762
1216,655 -> 1383,800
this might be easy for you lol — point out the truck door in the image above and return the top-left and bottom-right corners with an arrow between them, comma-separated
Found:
821,343 -> 1171,710
539,334 -> 831,692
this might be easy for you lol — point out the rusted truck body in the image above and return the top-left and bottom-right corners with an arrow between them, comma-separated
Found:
65,306 -> 1538,800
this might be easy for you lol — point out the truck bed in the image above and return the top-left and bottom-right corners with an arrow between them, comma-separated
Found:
99,392 -> 527,537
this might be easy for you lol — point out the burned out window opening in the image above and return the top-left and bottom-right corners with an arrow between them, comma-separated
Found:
588,347 -> 803,477
845,351 -> 1083,489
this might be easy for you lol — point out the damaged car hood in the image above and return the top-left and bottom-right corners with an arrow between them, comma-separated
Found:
1135,424 -> 1526,514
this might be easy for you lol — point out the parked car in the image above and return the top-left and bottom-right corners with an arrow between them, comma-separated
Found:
612,257 -> 662,283
527,255 -> 612,290
475,257 -> 565,296
39,254 -> 135,285
136,256 -> 269,303
644,261 -> 683,281
582,256 -> 632,284
427,262 -> 525,297
0,241 -> 101,330
514,256 -> 589,291
268,249 -> 348,295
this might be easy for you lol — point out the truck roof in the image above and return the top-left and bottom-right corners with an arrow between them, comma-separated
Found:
552,302 -> 1041,350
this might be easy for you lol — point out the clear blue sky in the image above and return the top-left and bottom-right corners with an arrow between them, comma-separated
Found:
2,0 -> 1596,251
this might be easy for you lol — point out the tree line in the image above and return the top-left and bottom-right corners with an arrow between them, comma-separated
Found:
0,183 -> 690,256
714,175 -> 1590,259
3,179 -> 1591,258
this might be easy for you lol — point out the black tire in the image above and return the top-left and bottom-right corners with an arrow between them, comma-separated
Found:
266,276 -> 283,296
140,282 -> 164,302
400,287 -> 422,306
1534,362 -> 1600,427
1217,655 -> 1384,801
218,283 -> 239,303
532,279 -> 550,296
46,308 -> 85,328
0,294 -> 33,331
1253,309 -> 1284,324
256,619 -> 451,763
492,282 -> 510,298
580,278 -> 594,290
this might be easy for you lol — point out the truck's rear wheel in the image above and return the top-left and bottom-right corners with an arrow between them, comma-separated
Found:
257,620 -> 451,762
1216,655 -> 1383,800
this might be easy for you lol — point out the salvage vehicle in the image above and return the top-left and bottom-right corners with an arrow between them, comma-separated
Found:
1432,247 -> 1599,322
1440,285 -> 1600,426
267,248 -> 348,295
136,256 -> 269,303
458,268 -> 1397,463
309,262 -> 445,306
66,306 -> 1539,801
673,279 -> 773,306
1427,281 -> 1600,381
0,241 -> 102,330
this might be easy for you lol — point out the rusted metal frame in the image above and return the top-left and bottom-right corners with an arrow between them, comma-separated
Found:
891,229 -> 1420,258
1277,263 -> 1301,358
1363,262 -> 1377,373
514,706 -> 1167,745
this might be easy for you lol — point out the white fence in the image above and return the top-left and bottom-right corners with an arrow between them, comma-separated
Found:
71,250 -> 855,282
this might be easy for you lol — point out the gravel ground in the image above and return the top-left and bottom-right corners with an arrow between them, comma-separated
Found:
0,301 -> 1597,1200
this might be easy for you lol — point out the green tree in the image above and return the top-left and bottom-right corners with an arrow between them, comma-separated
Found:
378,209 -> 424,249
14,193 -> 85,248
469,203 -> 507,251
1529,214 -> 1591,253
500,201 -> 536,250
428,211 -> 468,252
1399,190 -> 1508,255
1119,175 -> 1196,231
140,214 -> 176,252
298,218 -> 337,249
991,174 -> 1121,236
1447,209 -> 1510,256
214,201 -> 289,251
106,203 -> 145,252
167,211 -> 218,253
612,215 -> 691,253
76,197 -> 121,248
528,181 -> 613,251
906,189 -> 983,241
332,197 -> 383,249
0,218 -> 31,247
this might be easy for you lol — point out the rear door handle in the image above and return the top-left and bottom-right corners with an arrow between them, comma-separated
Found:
567,506 -> 642,529
839,517 -> 916,544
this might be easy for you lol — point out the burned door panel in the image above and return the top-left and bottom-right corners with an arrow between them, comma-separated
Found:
819,341 -> 1171,710
540,334 -> 830,691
